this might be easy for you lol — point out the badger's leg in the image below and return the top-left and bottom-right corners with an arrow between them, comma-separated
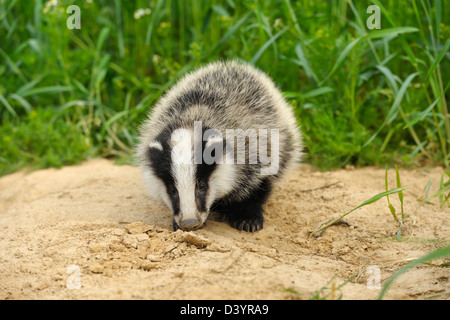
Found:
218,178 -> 272,232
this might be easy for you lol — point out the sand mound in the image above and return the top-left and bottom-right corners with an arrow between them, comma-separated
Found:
0,159 -> 448,299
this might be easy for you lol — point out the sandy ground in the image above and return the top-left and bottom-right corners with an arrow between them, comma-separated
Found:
0,159 -> 448,300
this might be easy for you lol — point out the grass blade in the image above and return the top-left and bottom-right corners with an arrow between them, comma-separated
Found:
417,180 -> 433,202
376,65 -> 399,93
386,72 -> 419,123
295,42 -> 318,84
283,87 -> 334,99
378,246 -> 450,299
309,187 -> 406,238
0,91 -> 17,117
429,172 -> 450,207
113,0 -> 124,58
283,0 -> 306,40
250,26 -> 288,64
363,72 -> 419,148
145,0 -> 164,46
403,96 -> 440,129
96,27 -> 110,54
301,87 -> 334,99
364,26 -> 419,39
385,168 -> 398,222
394,165 -> 405,241
15,76 -> 44,96
9,93 -> 32,113
320,37 -> 362,85
18,86 -> 73,98
395,165 -> 404,214
0,47 -> 27,83
425,38 -> 450,81
209,11 -> 252,57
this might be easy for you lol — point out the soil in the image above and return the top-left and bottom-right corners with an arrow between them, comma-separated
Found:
0,159 -> 448,300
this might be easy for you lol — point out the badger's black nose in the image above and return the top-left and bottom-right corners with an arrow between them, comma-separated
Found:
179,218 -> 202,230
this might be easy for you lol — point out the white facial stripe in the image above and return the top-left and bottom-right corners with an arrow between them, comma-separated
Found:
174,163 -> 197,219
171,129 -> 198,220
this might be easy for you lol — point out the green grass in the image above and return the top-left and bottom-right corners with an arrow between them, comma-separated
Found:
0,108 -> 96,172
0,0 -> 449,175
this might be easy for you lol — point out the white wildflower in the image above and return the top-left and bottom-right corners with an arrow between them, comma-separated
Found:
134,8 -> 151,20
43,0 -> 58,14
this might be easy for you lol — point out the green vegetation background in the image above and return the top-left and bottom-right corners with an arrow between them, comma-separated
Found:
0,0 -> 449,176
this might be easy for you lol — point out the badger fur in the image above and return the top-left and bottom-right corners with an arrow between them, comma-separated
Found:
136,61 -> 302,232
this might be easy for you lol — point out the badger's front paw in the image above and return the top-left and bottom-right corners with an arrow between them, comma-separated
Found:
229,216 -> 263,233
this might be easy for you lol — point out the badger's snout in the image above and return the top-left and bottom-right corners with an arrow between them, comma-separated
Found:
178,218 -> 203,231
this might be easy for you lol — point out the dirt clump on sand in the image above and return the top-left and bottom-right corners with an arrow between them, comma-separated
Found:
0,159 -> 448,299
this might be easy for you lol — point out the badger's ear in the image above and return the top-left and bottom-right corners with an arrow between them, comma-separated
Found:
146,140 -> 165,165
148,140 -> 163,151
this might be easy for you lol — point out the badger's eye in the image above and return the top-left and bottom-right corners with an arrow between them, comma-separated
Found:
198,181 -> 207,192
167,185 -> 177,196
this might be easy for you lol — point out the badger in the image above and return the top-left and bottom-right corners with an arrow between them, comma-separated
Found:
136,60 -> 302,232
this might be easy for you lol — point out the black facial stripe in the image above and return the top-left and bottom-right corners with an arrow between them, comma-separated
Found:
195,126 -> 224,212
147,129 -> 180,215
195,161 -> 216,212
195,161 -> 217,183
195,127 -> 220,179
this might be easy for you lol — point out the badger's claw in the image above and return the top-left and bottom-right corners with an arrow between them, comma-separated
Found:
231,217 -> 263,233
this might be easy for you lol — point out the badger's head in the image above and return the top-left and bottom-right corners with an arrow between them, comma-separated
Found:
142,125 -> 235,231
